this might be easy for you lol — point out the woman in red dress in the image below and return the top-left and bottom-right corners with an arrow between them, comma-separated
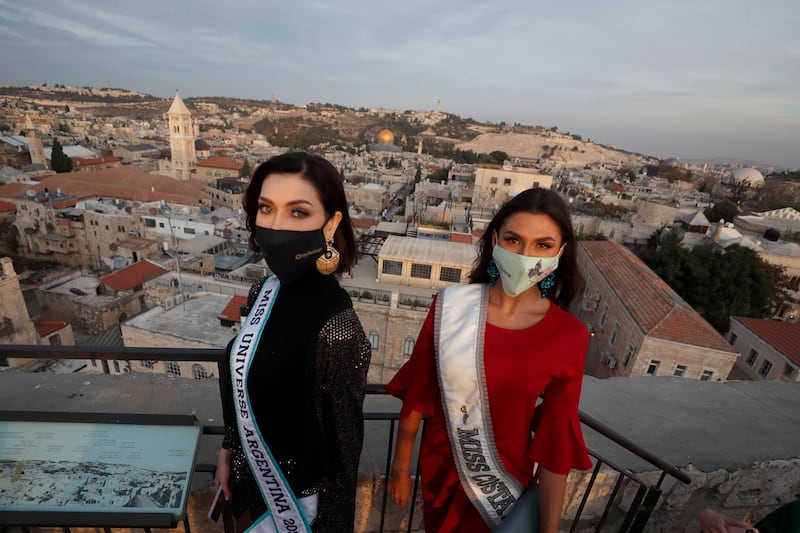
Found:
387,188 -> 593,533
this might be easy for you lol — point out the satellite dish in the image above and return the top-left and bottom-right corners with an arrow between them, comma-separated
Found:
26,189 -> 37,197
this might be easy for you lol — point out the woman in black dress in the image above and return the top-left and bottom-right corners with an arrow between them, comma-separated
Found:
215,152 -> 371,532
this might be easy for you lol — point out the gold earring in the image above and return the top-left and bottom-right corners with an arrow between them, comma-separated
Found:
316,238 -> 340,275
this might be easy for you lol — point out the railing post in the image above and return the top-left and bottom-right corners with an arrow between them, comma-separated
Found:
628,485 -> 662,533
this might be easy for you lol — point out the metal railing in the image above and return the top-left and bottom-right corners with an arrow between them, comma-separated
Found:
0,345 -> 690,532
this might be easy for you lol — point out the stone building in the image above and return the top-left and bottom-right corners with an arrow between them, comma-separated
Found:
196,155 -> 243,185
352,293 -> 431,384
377,235 -> 475,289
0,257 -> 38,367
0,167 -> 210,267
571,240 -> 738,381
727,317 -> 800,382
472,162 -> 553,211
120,292 -> 242,380
345,182 -> 390,213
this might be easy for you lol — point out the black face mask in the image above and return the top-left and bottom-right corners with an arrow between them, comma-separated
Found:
254,226 -> 326,285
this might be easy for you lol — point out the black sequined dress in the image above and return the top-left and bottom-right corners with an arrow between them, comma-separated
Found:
218,268 -> 371,532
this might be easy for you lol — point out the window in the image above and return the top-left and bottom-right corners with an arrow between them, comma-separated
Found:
381,260 -> 402,275
503,178 -> 512,186
599,305 -> 609,327
113,361 -> 120,373
609,323 -> 619,346
729,332 -> 738,345
746,348 -> 758,366
783,364 -> 797,380
646,360 -> 660,375
141,360 -> 155,368
700,370 -> 714,381
403,337 -> 415,356
532,181 -> 540,188
49,333 -> 62,345
490,177 -> 498,184
192,364 -> 209,380
410,263 -> 432,279
183,227 -> 196,235
91,359 -> 97,367
622,344 -> 635,368
673,364 -> 687,377
439,267 -> 461,283
368,331 -> 379,350
159,222 -> 165,228
758,360 -> 773,377
167,361 -> 182,376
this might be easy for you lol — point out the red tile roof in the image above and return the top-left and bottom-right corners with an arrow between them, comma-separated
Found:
34,318 -> 68,337
350,217 -> 380,230
450,233 -> 473,244
580,240 -> 734,353
732,317 -> 800,366
219,295 -> 248,323
0,167 -> 208,207
99,260 -> 169,291
0,200 -> 16,213
73,156 -> 121,166
197,156 -> 243,171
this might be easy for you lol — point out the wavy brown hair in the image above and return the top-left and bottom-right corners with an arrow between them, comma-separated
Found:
243,152 -> 356,274
469,188 -> 583,309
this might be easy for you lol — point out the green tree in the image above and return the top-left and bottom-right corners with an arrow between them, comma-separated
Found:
637,233 -> 775,332
480,150 -> 510,165
50,138 -> 72,173
414,164 -> 422,183
704,199 -> 738,224
239,158 -> 251,178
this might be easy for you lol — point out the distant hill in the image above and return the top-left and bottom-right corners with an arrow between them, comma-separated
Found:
0,84 -> 653,166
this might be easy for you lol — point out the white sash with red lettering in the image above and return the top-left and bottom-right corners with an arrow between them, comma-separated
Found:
231,276 -> 317,533
435,284 -> 524,529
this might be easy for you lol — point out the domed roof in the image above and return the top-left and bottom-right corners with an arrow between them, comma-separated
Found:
377,129 -> 395,144
731,168 -> 764,187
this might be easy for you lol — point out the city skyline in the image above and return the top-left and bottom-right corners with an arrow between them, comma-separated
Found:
1,0 -> 799,169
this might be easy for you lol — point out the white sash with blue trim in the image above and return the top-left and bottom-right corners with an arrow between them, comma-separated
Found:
435,284 -> 524,529
231,276 -> 318,533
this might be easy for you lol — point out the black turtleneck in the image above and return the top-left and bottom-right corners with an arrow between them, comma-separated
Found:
220,266 -> 357,494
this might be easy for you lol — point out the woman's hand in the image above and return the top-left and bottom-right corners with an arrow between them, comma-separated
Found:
387,467 -> 413,507
699,508 -> 752,533
215,448 -> 233,501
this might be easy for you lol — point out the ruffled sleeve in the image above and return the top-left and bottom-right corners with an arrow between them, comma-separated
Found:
386,301 -> 438,417
527,326 -> 593,475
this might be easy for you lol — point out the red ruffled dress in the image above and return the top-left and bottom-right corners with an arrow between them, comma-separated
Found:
387,294 -> 593,533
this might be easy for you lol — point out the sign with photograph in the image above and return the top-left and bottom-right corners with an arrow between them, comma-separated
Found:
0,413 -> 201,524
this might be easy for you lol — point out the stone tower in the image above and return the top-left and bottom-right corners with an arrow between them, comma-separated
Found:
24,116 -> 47,167
0,258 -> 38,365
168,90 -> 196,181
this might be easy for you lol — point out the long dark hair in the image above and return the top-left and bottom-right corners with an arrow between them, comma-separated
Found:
243,152 -> 356,274
469,188 -> 583,309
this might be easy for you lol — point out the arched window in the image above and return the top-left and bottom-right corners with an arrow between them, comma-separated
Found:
368,331 -> 379,350
192,364 -> 209,380
166,361 -> 182,376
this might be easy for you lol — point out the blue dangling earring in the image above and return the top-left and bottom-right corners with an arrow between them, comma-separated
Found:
538,272 -> 556,299
487,259 -> 500,287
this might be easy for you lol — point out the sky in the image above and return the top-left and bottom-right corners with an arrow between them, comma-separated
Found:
1,0 -> 799,168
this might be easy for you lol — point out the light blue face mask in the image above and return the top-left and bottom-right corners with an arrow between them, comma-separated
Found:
492,244 -> 564,297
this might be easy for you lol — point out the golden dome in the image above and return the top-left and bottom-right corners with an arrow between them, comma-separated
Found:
377,129 -> 395,144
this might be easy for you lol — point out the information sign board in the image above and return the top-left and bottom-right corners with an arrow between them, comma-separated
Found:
0,412 -> 201,527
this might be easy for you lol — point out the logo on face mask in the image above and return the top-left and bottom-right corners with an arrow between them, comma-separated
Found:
254,226 -> 326,285
491,244 -> 563,297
